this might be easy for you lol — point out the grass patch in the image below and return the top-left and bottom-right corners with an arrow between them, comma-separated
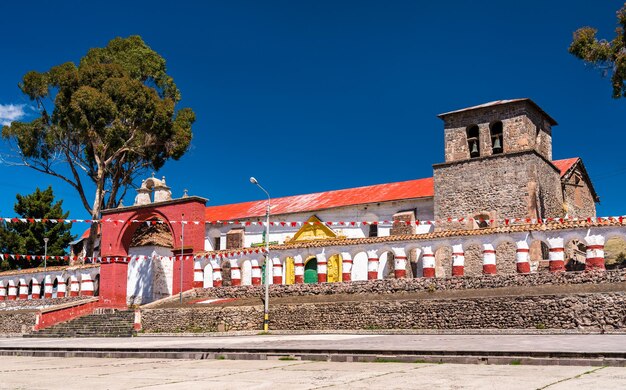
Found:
510,359 -> 521,365
278,356 -> 297,361
374,357 -> 404,363
535,323 -> 546,330
216,355 -> 225,360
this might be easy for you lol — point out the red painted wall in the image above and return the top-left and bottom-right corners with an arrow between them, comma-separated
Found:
172,257 -> 194,295
100,197 -> 207,257
98,197 -> 207,307
99,262 -> 129,308
35,300 -> 99,330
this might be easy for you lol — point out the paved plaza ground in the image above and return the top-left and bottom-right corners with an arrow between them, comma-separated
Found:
1,356 -> 626,389
2,333 -> 626,354
2,334 -> 626,389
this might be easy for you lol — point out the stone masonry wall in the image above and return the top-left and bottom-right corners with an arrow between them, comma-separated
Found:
433,151 -> 563,224
189,269 -> 626,300
0,311 -> 37,334
0,296 -> 88,311
141,292 -> 626,332
563,166 -> 597,218
442,100 -> 552,162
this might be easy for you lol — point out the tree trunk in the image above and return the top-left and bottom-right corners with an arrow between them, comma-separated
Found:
81,170 -> 105,263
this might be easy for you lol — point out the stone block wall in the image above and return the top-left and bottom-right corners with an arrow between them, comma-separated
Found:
0,311 -> 37,334
441,100 -> 553,163
562,166 -> 597,218
189,269 -> 626,300
141,292 -> 626,332
433,151 -> 563,224
0,296 -> 87,311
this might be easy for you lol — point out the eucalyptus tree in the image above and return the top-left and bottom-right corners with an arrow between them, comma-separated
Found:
2,36 -> 195,256
569,3 -> 626,98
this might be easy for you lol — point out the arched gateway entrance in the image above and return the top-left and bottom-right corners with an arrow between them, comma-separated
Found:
98,179 -> 207,307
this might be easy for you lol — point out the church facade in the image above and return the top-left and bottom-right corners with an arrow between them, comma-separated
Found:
1,99 -> 604,307
89,98 -> 599,305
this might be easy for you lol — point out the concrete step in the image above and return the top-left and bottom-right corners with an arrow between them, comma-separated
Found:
28,310 -> 136,338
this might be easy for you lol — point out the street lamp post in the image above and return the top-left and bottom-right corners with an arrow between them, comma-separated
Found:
43,237 -> 49,298
250,177 -> 271,332
180,213 -> 185,304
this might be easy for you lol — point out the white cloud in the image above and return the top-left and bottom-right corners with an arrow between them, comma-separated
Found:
0,104 -> 26,126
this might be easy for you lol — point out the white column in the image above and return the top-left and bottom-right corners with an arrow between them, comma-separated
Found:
452,243 -> 465,276
422,246 -> 435,278
515,240 -> 530,273
482,243 -> 496,274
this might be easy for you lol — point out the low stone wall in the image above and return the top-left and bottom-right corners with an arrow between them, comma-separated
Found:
0,311 -> 38,334
0,297 -> 88,311
191,270 -> 626,300
141,292 -> 626,333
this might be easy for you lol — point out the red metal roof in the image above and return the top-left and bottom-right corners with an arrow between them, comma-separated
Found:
205,177 -> 434,221
552,157 -> 579,177
205,158 -> 581,221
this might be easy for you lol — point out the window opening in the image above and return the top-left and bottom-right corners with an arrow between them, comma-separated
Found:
467,125 -> 480,158
490,121 -> 503,154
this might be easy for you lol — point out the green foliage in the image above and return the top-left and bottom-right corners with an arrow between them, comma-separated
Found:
0,187 -> 74,271
1,36 -> 195,256
569,3 -> 626,98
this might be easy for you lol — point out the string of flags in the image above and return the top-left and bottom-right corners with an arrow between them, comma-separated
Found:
0,248 -> 268,264
0,216 -> 625,226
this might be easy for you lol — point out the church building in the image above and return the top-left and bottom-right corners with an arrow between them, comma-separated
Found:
71,98 -> 599,305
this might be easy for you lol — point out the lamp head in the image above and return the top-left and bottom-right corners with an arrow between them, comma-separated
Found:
249,177 -> 258,185
44,238 -> 49,244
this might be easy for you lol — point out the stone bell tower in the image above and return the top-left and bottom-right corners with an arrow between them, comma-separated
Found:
433,99 -> 564,228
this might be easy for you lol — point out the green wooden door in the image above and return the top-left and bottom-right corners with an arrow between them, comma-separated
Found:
304,258 -> 318,284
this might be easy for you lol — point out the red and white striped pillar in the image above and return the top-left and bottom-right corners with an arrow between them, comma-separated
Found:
211,259 -> 222,287
69,277 -> 80,296
56,278 -> 66,298
367,250 -> 379,280
0,283 -> 6,300
394,248 -> 407,278
294,255 -> 304,284
317,254 -> 327,283
193,260 -> 203,288
452,244 -> 465,276
80,273 -> 94,296
482,243 -> 497,274
422,246 -> 435,278
230,259 -> 241,286
7,281 -> 17,300
547,237 -> 565,272
31,278 -> 41,299
515,240 -> 531,274
133,309 -> 142,331
43,275 -> 53,299
585,235 -> 606,271
341,253 -> 353,282
272,257 -> 283,284
251,259 -> 262,285
18,279 -> 28,299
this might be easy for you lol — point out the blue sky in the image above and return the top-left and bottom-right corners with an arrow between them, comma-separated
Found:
0,0 -> 624,231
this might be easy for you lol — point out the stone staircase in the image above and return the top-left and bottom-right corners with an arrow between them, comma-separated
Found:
26,309 -> 136,338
